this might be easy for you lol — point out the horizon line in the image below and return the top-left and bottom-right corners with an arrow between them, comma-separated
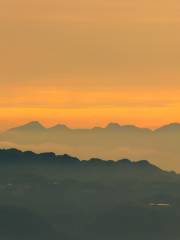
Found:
2,120 -> 180,132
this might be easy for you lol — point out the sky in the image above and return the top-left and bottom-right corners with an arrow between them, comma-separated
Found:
0,0 -> 180,131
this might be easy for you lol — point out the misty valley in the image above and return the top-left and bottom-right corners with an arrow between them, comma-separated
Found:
2,121 -> 180,171
0,149 -> 180,239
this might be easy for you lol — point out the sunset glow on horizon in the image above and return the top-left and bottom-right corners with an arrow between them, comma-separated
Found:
0,0 -> 180,130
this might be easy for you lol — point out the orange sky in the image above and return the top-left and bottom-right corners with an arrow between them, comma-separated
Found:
0,0 -> 180,131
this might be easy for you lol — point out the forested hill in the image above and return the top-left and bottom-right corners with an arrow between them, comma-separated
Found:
0,148 -> 163,172
0,148 -> 179,239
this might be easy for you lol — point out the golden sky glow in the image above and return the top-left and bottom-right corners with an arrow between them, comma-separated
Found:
0,0 -> 180,131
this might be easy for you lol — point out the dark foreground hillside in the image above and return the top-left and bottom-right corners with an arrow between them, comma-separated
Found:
0,149 -> 180,240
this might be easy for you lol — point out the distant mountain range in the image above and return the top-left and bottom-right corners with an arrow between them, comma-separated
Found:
1,121 -> 180,171
3,120 -> 180,134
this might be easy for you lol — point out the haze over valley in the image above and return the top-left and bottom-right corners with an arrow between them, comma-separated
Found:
1,121 -> 180,171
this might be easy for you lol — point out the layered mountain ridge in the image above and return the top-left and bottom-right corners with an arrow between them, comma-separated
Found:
1,121 -> 180,171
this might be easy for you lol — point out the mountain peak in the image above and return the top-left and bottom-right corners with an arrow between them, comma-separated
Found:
22,121 -> 44,128
134,160 -> 161,172
49,124 -> 69,131
8,121 -> 45,132
106,122 -> 121,129
156,122 -> 180,132
26,121 -> 43,126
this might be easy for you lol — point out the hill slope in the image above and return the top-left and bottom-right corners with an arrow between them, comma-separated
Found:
0,148 -> 179,239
